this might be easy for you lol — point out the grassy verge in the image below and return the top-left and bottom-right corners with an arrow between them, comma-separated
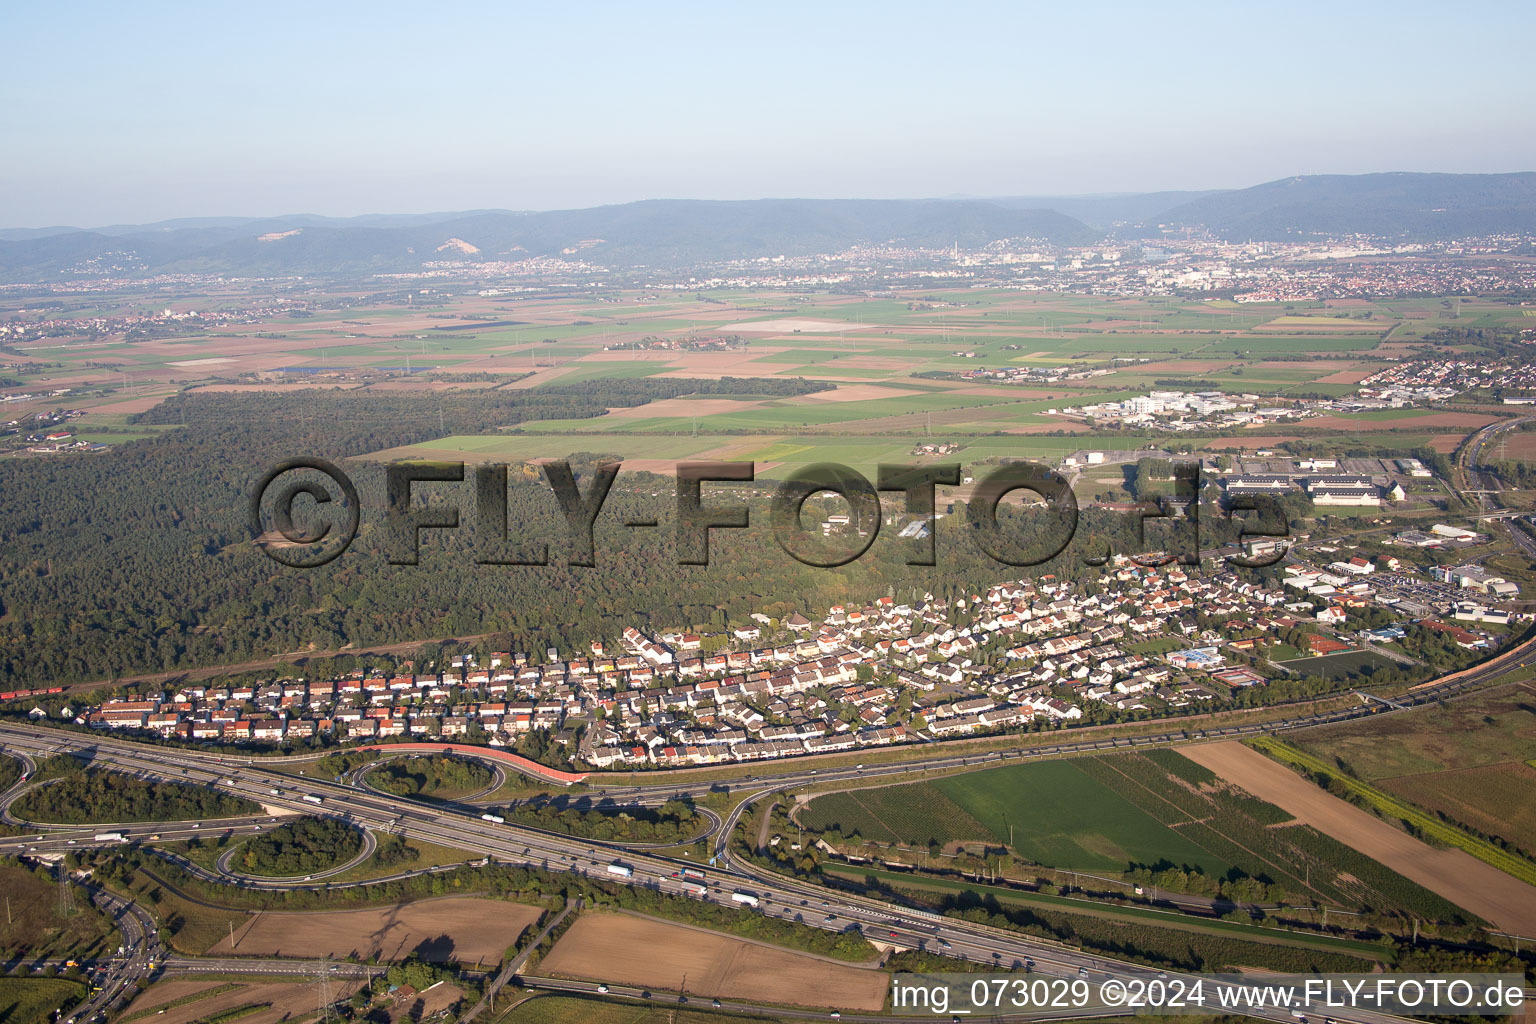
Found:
1247,736 -> 1536,887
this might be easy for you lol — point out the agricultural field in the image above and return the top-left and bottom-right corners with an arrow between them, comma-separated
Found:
796,782 -> 991,848
798,749 -> 1477,921
1183,741 -> 1536,934
204,896 -> 543,965
1289,682 -> 1536,852
14,286 -> 1520,472
1290,682 -> 1536,779
118,979 -> 363,1024
933,759 -> 1231,875
536,912 -> 888,1010
0,977 -> 85,1024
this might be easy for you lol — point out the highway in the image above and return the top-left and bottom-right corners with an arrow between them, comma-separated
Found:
1456,414 -> 1536,558
6,704 -> 1506,1024
3,628 -> 1531,1024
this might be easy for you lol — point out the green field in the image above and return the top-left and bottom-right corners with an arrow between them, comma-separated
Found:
799,750 -> 1479,920
0,978 -> 86,1024
933,759 -> 1235,874
801,758 -> 1232,874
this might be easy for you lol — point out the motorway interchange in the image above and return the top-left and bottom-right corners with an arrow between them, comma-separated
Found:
2,645 -> 1532,1024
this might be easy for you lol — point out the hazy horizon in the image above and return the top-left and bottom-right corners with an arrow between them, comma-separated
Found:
5,0 -> 1534,227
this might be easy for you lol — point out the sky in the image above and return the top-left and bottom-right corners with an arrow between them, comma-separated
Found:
3,0 -> 1534,227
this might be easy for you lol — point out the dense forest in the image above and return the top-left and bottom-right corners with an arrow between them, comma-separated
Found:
0,379 -> 1222,687
368,755 -> 495,798
500,796 -> 702,844
12,760 -> 261,824
239,816 -> 363,876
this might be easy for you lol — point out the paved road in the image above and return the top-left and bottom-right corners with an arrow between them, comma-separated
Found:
1458,415 -> 1536,558
5,713 -> 1490,1024
4,634 -> 1532,1024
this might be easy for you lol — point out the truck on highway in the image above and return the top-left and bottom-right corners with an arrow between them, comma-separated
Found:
680,867 -> 706,883
730,891 -> 760,908
680,881 -> 707,898
480,813 -> 506,824
269,788 -> 282,796
606,862 -> 634,879
301,794 -> 324,805
93,833 -> 126,844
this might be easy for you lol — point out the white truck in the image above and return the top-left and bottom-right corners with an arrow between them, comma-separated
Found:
480,813 -> 506,824
606,863 -> 634,878
680,881 -> 707,898
730,891 -> 760,908
301,794 -> 324,805
93,832 -> 126,844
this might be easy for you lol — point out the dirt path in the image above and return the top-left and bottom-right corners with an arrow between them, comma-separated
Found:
1181,741 -> 1536,933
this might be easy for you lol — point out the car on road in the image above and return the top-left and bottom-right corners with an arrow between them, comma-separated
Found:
597,984 -> 608,994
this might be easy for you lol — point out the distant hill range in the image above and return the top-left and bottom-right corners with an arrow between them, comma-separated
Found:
3,172 -> 1533,280
1137,172 -> 1536,241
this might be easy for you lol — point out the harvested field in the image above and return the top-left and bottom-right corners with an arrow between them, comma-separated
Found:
86,394 -> 177,414
1315,369 -> 1376,385
1500,432 -> 1536,462
1181,742 -> 1536,933
502,366 -> 585,388
538,912 -> 887,1010
204,897 -> 542,964
796,384 -> 908,402
602,397 -> 768,420
577,350 -> 682,362
120,979 -> 363,1024
724,318 -> 876,334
